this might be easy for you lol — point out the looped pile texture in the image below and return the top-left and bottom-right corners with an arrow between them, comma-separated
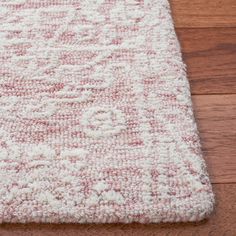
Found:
0,0 -> 214,223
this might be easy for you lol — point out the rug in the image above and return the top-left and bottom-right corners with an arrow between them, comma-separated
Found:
0,0 -> 214,223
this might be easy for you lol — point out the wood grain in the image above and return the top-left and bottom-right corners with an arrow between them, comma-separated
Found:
170,0 -> 236,28
177,28 -> 236,95
0,184 -> 235,236
193,94 -> 236,183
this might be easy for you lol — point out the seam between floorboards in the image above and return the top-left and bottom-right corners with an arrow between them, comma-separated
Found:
175,26 -> 236,30
191,93 -> 236,96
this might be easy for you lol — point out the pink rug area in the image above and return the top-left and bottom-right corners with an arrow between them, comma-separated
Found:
0,0 -> 214,223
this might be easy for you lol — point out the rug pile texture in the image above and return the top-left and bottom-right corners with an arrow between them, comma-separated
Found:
0,0 -> 214,223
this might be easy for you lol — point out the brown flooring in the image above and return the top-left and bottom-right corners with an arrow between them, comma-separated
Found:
1,0 -> 236,235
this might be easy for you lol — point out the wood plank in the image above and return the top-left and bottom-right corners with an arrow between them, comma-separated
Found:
176,28 -> 236,95
0,184 -> 235,236
170,0 -> 236,28
193,94 -> 236,184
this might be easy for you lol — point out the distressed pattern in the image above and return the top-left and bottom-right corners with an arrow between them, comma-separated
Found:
0,0 -> 214,223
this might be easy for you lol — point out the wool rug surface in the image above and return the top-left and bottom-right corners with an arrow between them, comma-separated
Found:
0,0 -> 214,223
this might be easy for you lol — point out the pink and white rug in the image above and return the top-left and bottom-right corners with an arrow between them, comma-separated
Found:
0,0 -> 214,223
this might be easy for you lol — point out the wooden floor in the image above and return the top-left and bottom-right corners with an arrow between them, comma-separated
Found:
1,0 -> 236,235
